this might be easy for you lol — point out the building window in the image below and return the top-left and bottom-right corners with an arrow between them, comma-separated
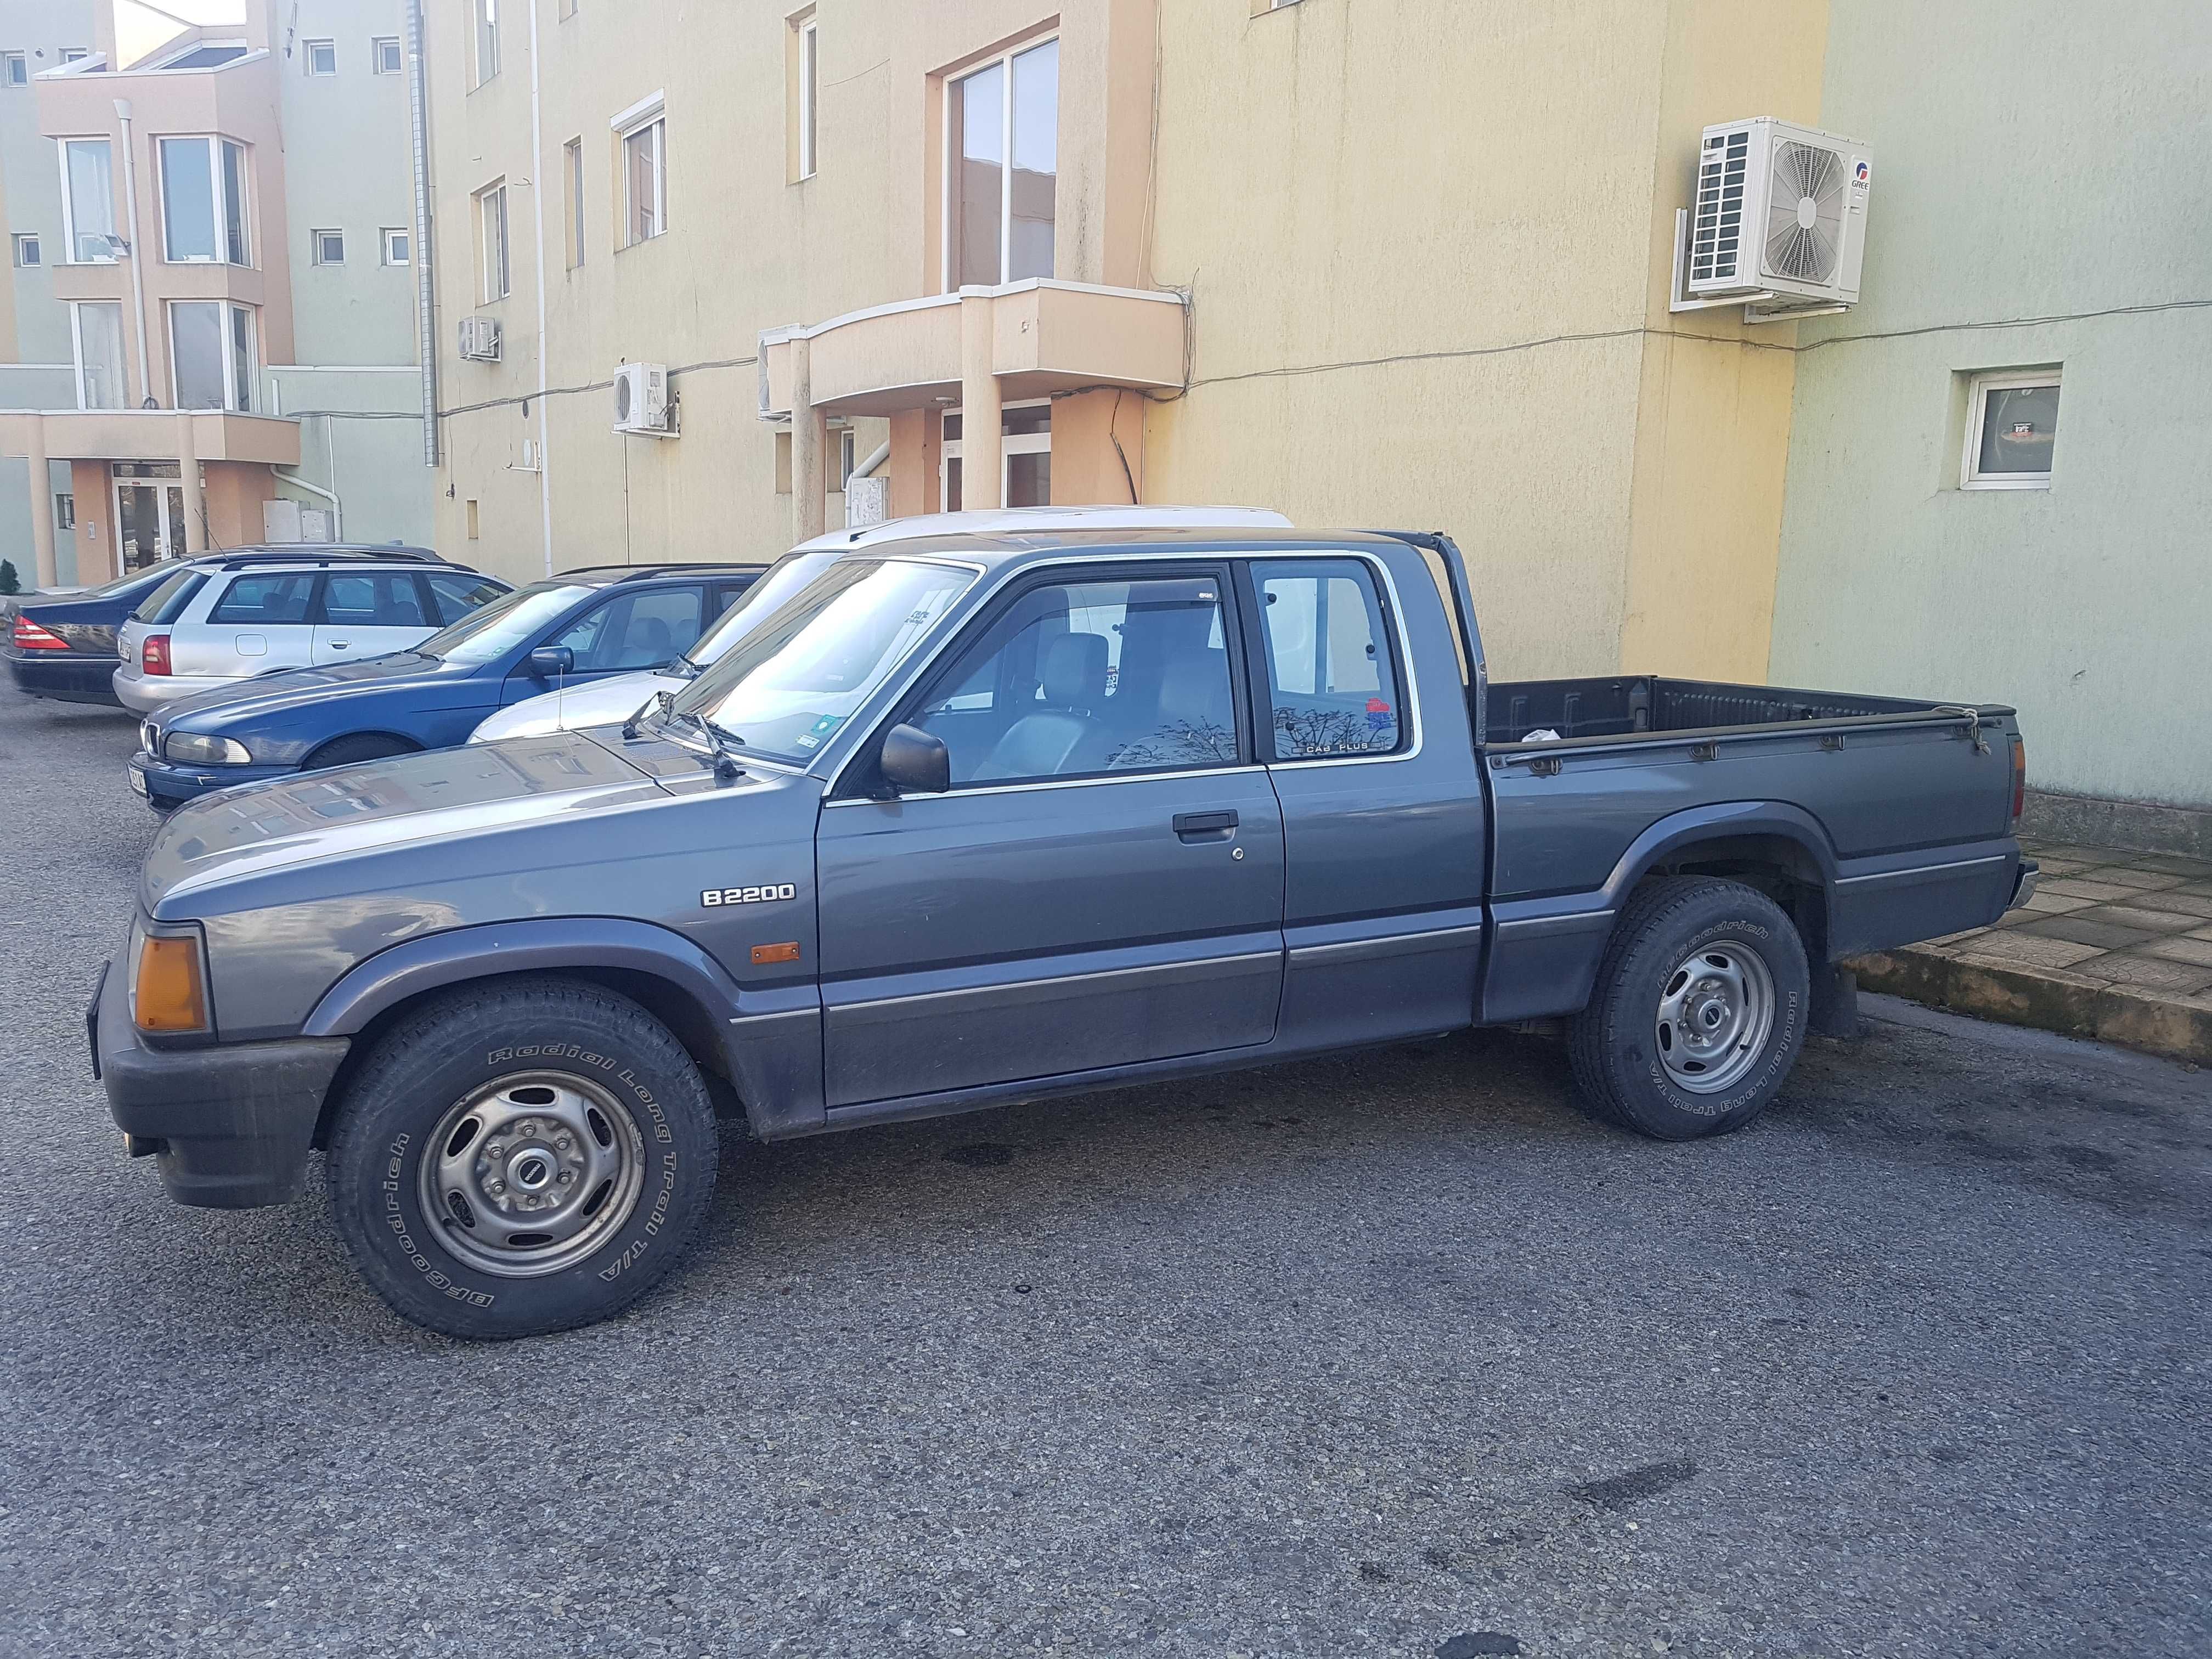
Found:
1962,369 -> 2061,490
945,38 -> 1057,289
475,0 -> 500,85
558,0 -> 578,18
837,428 -> 855,490
305,38 -> 337,76
477,182 -> 510,300
2,53 -> 26,87
70,301 -> 126,409
170,301 -> 256,412
794,13 -> 819,181
312,229 -> 345,264
939,402 -> 1051,510
373,37 -> 403,74
617,105 -> 666,246
159,136 -> 250,266
564,137 -> 584,267
12,233 -> 38,267
54,493 -> 75,531
59,137 -> 115,262
381,226 -> 410,266
61,49 -> 89,64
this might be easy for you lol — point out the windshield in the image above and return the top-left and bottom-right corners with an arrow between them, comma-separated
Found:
417,583 -> 594,666
669,558 -> 974,763
682,551 -> 840,670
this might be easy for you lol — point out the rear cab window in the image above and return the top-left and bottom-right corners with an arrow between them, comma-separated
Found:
1250,557 -> 1405,759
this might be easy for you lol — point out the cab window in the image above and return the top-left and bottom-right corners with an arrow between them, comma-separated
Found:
1252,559 -> 1403,759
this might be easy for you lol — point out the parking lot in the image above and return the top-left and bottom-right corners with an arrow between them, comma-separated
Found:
2,689 -> 2208,1658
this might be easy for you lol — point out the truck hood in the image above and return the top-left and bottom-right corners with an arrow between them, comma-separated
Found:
154,652 -> 487,728
141,730 -> 691,915
469,668 -> 689,743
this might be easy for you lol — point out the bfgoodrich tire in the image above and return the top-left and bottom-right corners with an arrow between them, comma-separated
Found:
1568,877 -> 1809,1141
325,977 -> 719,1339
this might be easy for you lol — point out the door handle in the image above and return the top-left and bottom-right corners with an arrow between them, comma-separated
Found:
1172,809 -> 1238,842
329,641 -> 349,650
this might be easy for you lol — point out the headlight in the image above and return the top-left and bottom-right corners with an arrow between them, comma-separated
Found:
164,731 -> 252,766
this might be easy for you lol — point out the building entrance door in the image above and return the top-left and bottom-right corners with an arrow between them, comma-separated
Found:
940,400 -> 1052,510
112,466 -> 188,571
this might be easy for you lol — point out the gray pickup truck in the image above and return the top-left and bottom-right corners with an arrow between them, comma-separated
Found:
90,515 -> 2035,1338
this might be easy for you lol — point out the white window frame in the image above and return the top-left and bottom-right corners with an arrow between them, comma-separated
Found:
12,232 -> 38,267
1,53 -> 26,87
69,301 -> 127,410
1961,368 -> 2061,492
167,299 -> 256,413
474,0 -> 500,86
939,399 -> 1051,510
563,136 -> 585,266
304,38 -> 337,76
157,134 -> 250,266
312,228 -> 345,265
797,17 -> 819,180
381,225 -> 410,266
476,181 -> 510,300
940,34 -> 1058,292
60,49 -> 89,65
57,137 -> 116,264
55,492 -> 75,531
612,94 -> 667,247
372,37 -> 403,75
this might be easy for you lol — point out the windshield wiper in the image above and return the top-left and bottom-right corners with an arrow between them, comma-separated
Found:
682,711 -> 747,779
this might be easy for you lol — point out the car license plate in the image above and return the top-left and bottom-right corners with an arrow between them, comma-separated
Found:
128,768 -> 148,797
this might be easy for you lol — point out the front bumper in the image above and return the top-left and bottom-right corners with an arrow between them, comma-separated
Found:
127,749 -> 289,814
91,957 -> 351,1209
112,667 -> 243,715
5,651 -> 124,705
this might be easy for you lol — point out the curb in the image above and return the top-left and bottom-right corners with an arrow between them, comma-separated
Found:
1849,946 -> 2212,1068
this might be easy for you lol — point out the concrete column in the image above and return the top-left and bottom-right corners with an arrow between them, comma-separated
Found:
175,411 -> 206,555
25,415 -> 57,589
958,291 -> 1002,510
789,335 -> 826,544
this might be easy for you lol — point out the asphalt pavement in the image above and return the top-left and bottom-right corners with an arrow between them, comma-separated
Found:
1,690 -> 2207,1659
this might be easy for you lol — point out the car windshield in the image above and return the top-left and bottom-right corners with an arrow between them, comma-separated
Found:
681,551 -> 839,670
416,583 -> 596,666
668,557 -> 974,764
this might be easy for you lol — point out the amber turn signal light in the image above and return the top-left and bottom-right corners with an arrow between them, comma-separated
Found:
750,941 -> 802,966
136,934 -> 210,1034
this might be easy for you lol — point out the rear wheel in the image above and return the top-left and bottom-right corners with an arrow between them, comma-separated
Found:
325,977 -> 720,1339
1568,877 -> 1809,1140
303,733 -> 415,772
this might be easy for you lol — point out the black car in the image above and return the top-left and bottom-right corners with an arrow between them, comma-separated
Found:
4,544 -> 448,708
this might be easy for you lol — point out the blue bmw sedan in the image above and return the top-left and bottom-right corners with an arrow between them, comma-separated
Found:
129,562 -> 764,812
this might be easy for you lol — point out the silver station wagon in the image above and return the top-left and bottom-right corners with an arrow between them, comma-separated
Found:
112,548 -> 509,715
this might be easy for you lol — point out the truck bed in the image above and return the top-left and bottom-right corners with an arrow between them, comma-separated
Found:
1486,675 -> 1957,747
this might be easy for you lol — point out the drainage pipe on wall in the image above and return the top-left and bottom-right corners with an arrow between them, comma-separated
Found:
404,0 -> 439,467
112,99 -> 155,408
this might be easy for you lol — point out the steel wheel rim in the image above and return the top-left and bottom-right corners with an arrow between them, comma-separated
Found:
418,1071 -> 646,1278
1655,943 -> 1775,1094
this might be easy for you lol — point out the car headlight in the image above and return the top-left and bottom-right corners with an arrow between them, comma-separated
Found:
164,732 -> 252,766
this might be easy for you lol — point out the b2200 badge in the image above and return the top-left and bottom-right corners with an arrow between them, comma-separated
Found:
701,884 -> 797,907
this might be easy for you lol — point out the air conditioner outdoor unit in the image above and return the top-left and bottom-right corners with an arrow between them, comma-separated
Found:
613,362 -> 674,436
1674,117 -> 1871,319
458,315 -> 502,362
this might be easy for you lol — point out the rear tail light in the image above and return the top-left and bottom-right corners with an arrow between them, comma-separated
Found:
2010,737 -> 2027,828
141,633 -> 172,676
10,614 -> 69,651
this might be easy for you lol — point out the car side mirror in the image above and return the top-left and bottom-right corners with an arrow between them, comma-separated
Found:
878,723 -> 950,795
527,645 -> 574,680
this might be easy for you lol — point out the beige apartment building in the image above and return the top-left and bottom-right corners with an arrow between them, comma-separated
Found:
427,0 -> 1813,690
0,0 -> 432,588
427,0 -> 2210,821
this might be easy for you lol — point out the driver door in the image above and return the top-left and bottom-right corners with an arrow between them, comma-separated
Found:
814,563 -> 1286,1109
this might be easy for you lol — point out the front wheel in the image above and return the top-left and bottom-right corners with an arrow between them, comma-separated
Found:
325,977 -> 720,1338
1568,877 -> 1809,1140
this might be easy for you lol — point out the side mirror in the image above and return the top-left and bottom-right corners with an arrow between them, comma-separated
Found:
878,723 -> 950,795
527,645 -> 574,680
